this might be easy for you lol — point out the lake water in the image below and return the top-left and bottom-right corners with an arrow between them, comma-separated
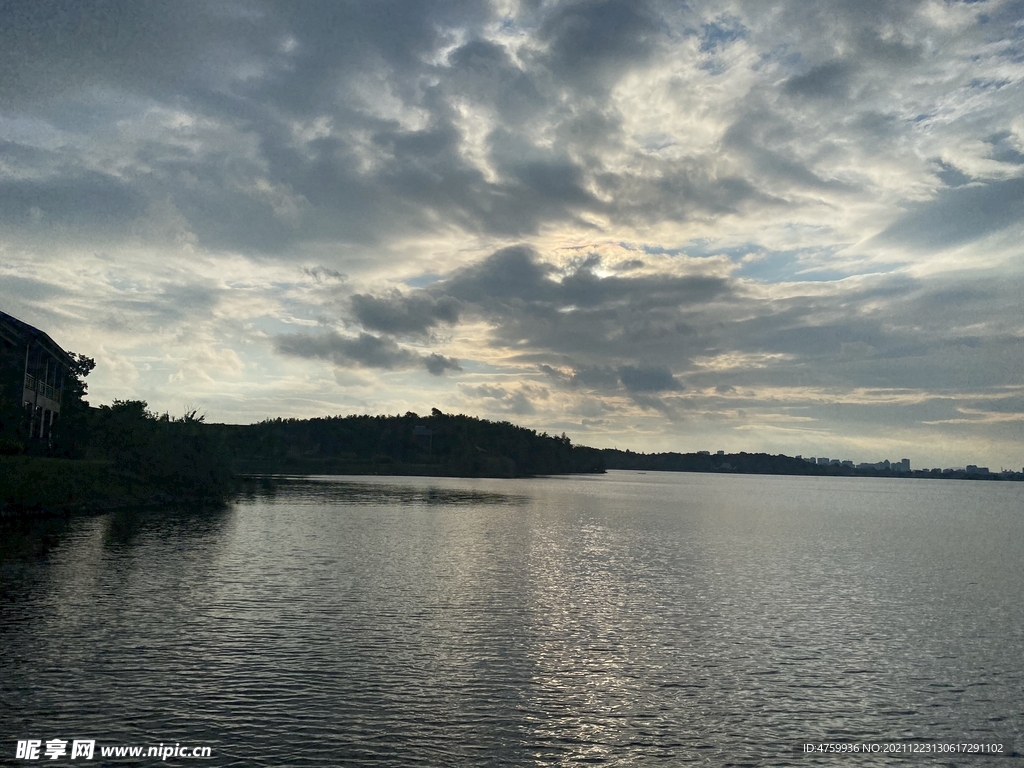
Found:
2,471 -> 1022,766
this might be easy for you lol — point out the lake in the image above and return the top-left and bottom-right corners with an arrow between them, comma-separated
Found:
2,471 -> 1021,765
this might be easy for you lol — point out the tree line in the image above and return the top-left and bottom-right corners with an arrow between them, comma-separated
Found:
2,348 -> 605,491
212,409 -> 605,477
1,351 -> 234,501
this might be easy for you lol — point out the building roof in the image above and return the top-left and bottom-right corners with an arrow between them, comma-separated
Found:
0,310 -> 76,367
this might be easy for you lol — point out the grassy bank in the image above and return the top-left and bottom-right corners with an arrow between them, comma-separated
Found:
0,456 -> 228,517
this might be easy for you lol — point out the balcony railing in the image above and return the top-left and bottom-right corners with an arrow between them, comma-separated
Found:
24,374 -> 61,404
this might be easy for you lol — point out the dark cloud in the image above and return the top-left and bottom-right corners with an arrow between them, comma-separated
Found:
276,331 -> 417,370
327,242 -> 1024,403
445,39 -> 544,122
851,111 -> 901,139
558,267 -> 730,309
570,365 -> 621,389
723,113 -> 856,193
593,155 -> 775,224
444,246 -> 558,304
338,246 -> 732,373
537,363 -> 570,382
423,352 -> 461,375
5,0 -> 1004,257
0,0 -> 220,106
537,0 -> 661,92
0,276 -> 68,303
783,61 -> 856,99
878,177 -> 1024,249
854,28 -> 922,68
351,291 -> 460,334
302,266 -> 347,284
0,172 -> 145,232
986,131 -> 1024,166
275,330 -> 460,376
618,365 -> 683,393
442,245 -> 731,316
628,391 -> 680,419
933,161 -> 973,188
3,0 -> 581,252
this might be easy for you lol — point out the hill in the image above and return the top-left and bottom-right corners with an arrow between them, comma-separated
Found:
212,410 -> 605,478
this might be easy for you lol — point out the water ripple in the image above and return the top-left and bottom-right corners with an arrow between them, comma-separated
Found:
2,473 -> 1022,765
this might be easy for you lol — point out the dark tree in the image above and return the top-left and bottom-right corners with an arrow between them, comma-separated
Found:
50,353 -> 95,457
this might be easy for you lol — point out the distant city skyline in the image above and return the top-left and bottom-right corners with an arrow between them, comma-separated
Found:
700,448 -> 1021,475
1,0 -> 1022,468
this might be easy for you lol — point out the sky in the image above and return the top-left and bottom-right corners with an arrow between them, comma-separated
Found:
1,0 -> 1023,469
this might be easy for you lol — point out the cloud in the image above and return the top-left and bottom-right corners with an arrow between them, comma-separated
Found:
303,266 -> 347,284
423,352 -> 461,375
700,16 -> 748,54
275,330 -> 460,376
327,242 -> 1024,406
275,331 -> 417,370
336,246 -> 739,378
783,61 -> 857,99
878,177 -> 1024,249
444,245 -> 558,304
1,0 -> 1016,269
570,366 -> 621,390
4,0 -> 1024,466
537,0 -> 661,92
462,382 -> 548,415
0,172 -> 145,233
351,291 -> 461,334
618,365 -> 683,393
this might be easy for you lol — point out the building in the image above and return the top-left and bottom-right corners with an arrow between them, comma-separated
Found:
412,425 -> 433,451
0,310 -> 75,443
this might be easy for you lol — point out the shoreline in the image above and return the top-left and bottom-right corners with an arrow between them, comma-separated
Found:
5,452 -> 1019,520
0,456 -> 234,519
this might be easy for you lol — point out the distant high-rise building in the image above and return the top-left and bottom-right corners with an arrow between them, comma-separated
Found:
817,457 -> 829,465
